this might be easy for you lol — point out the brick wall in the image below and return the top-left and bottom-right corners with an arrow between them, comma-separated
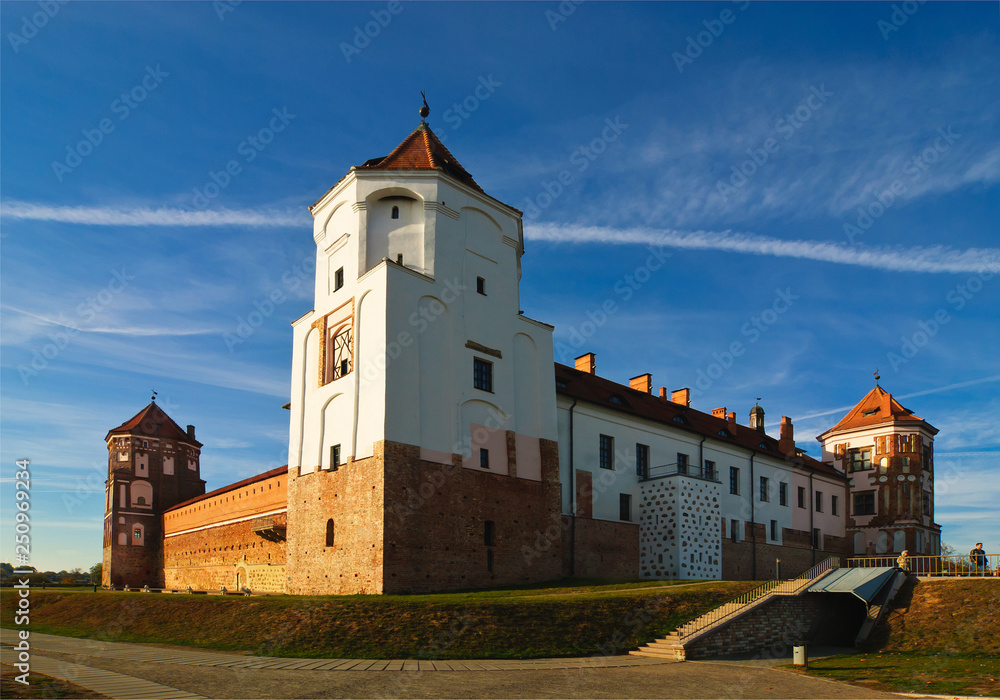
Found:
721,525 -> 847,580
563,515 -> 639,579
685,594 -> 821,659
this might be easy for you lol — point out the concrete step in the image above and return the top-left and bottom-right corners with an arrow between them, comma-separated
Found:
630,648 -> 684,660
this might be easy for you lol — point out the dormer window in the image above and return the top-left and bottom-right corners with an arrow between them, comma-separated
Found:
862,409 -> 879,417
391,206 -> 399,219
609,395 -> 626,406
672,415 -> 687,425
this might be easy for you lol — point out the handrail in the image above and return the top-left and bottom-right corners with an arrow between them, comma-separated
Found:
847,553 -> 998,577
676,555 -> 841,641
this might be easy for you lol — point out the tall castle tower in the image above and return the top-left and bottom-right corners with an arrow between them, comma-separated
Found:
284,116 -> 561,594
818,383 -> 941,557
102,401 -> 205,587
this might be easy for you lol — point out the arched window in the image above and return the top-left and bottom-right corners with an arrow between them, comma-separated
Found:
118,532 -> 128,546
325,519 -> 335,547
391,205 -> 399,219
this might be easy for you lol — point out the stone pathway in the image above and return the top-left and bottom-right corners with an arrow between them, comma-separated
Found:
15,653 -> 206,699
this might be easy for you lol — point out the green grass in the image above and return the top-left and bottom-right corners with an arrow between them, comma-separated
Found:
1,580 -> 757,659
788,652 -> 1000,697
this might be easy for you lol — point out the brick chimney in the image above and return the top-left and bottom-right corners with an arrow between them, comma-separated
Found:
186,425 -> 196,440
727,411 -> 738,434
779,416 -> 795,456
880,388 -> 892,417
671,388 -> 691,407
658,387 -> 669,401
575,352 -> 596,375
712,407 -> 727,419
629,373 -> 652,394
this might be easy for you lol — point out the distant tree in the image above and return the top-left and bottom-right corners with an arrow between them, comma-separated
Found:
90,563 -> 102,583
941,542 -> 958,556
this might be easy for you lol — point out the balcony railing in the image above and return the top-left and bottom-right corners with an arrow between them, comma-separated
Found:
641,463 -> 720,482
847,553 -> 998,577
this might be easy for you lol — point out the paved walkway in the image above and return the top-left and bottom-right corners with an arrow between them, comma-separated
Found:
12,654 -> 207,699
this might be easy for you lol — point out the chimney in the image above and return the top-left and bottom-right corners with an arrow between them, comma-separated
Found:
712,407 -> 727,419
671,388 -> 691,407
186,425 -> 196,440
658,387 -> 669,401
575,352 -> 596,375
779,416 -> 795,456
629,373 -> 653,394
727,411 -> 738,433
880,389 -> 892,417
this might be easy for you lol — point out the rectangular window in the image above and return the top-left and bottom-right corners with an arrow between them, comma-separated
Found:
330,444 -> 341,470
476,276 -> 486,295
473,357 -> 493,392
779,482 -> 788,506
854,492 -> 876,515
484,520 -> 496,547
770,519 -> 778,541
134,528 -> 142,540
849,448 -> 872,472
759,476 -> 770,502
730,519 -> 739,542
636,444 -> 649,478
902,456 -> 910,473
729,467 -> 740,495
334,267 -> 344,292
677,453 -> 689,475
815,491 -> 823,512
798,486 -> 806,508
619,493 -> 632,522
831,495 -> 839,516
704,460 -> 716,481
480,448 -> 489,469
599,435 -> 614,470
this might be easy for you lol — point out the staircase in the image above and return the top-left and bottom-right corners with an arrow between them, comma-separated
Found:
631,556 -> 841,661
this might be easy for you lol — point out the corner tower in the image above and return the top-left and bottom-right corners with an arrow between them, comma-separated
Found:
285,116 -> 560,594
102,401 -> 205,587
818,383 -> 940,558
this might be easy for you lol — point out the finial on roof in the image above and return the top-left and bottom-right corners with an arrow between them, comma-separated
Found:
151,389 -> 158,403
874,369 -> 880,386
419,91 -> 430,120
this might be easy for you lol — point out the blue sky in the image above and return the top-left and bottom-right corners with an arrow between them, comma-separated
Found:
1,1 -> 997,572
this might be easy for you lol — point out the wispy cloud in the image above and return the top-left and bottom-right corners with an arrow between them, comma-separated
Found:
526,223 -> 1000,275
2,305 -> 218,337
1,201 -> 309,227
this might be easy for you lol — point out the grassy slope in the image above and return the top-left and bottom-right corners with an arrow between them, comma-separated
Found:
801,578 -> 1000,697
1,580 -> 757,659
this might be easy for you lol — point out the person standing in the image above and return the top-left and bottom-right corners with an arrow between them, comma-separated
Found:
969,542 -> 987,575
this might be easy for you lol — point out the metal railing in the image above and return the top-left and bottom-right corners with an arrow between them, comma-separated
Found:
848,553 -> 999,577
676,555 -> 841,641
642,463 -> 721,482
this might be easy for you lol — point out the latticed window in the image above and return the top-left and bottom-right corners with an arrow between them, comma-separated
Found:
330,326 -> 353,380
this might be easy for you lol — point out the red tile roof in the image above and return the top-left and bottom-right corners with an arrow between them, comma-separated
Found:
164,465 -> 288,513
356,122 -> 485,194
106,402 -> 201,447
554,363 -> 844,479
819,385 -> 937,438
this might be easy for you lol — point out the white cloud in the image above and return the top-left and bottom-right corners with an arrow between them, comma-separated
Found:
1,201 -> 309,227
526,223 -> 1000,275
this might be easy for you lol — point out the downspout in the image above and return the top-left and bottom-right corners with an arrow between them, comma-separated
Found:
809,469 -> 816,565
568,399 -> 578,576
698,436 -> 707,478
750,450 -> 756,580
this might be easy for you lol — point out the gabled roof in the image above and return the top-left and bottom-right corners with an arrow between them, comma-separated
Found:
355,122 -> 485,194
105,402 -> 202,447
819,385 -> 937,438
554,363 -> 844,479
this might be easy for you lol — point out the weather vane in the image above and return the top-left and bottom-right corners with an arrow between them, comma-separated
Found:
419,91 -> 430,120
151,389 -> 158,402
874,369 -> 880,386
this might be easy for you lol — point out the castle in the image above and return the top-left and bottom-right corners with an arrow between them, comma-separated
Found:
102,117 -> 942,593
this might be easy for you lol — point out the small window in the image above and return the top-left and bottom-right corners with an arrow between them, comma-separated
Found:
134,528 -> 142,540
636,444 -> 649,478
136,496 -> 146,505
850,448 -> 872,472
325,519 -> 335,547
331,444 -> 341,470
476,276 -> 486,295
831,495 -> 839,516
480,448 -> 489,469
770,519 -> 778,541
391,205 -> 399,219
334,267 -> 344,292
609,395 -> 626,406
902,456 -> 910,473
862,408 -> 879,417
854,492 -> 876,515
730,519 -> 739,542
142,440 -> 148,448
599,435 -> 614,470
779,482 -> 788,506
797,486 -> 806,508
759,476 -> 770,502
729,467 -> 740,495
484,520 -> 496,547
473,358 -> 493,392
619,493 -> 632,522
677,453 -> 688,475
703,460 -> 716,481
815,491 -> 823,512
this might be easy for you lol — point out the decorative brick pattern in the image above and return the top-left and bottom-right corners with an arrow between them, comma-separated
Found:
639,475 -> 721,580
